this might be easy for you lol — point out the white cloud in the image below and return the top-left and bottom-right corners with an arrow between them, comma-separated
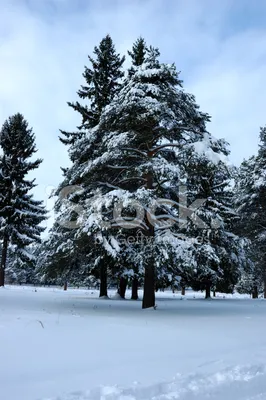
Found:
1,0 -> 266,232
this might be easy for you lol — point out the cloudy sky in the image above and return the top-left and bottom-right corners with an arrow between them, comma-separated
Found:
1,0 -> 266,229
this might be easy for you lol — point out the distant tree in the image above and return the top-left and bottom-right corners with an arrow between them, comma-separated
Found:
179,138 -> 246,298
0,113 -> 47,286
5,244 -> 37,285
235,126 -> 266,298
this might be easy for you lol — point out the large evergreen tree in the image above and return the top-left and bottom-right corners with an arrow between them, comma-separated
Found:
41,36 -> 125,294
44,37 -> 246,305
57,47 -> 219,308
0,113 -> 47,286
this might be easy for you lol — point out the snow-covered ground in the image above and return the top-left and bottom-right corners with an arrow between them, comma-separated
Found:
1,286 -> 266,400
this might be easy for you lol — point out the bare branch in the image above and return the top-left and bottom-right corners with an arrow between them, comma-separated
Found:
152,143 -> 180,155
97,181 -> 121,190
118,177 -> 146,185
121,147 -> 147,157
107,165 -> 131,170
151,132 -> 171,144
111,218 -> 149,231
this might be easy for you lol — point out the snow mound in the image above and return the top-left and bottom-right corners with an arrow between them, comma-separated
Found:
41,364 -> 266,400
111,293 -> 125,300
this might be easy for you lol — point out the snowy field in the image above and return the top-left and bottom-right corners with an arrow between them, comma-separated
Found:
1,286 -> 266,400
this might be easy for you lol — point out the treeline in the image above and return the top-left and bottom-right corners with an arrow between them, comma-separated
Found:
1,35 -> 265,307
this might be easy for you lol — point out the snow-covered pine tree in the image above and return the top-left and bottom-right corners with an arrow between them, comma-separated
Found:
5,244 -> 38,285
61,47 -> 213,308
60,34 -> 125,147
235,126 -> 266,298
178,135 -> 247,298
35,225 -> 93,288
0,113 -> 47,286
41,35 -> 125,294
236,246 -> 262,298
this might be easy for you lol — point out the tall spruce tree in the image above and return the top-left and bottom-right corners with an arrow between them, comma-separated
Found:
42,36 -> 125,294
0,113 -> 47,286
57,47 -> 217,308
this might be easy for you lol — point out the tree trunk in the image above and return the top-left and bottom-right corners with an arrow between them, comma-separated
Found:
142,171 -> 155,309
252,286 -> 258,299
131,277 -> 138,300
99,263 -> 108,297
142,263 -> 155,308
213,290 -> 216,297
118,277 -> 127,299
0,267 -> 4,287
181,286 -> 185,296
63,282 -> 68,291
0,234 -> 9,287
205,283 -> 211,299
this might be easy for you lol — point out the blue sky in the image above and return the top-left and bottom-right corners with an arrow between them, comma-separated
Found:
1,0 -> 266,230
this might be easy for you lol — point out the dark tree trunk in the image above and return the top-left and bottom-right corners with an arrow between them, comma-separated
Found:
131,277 -> 138,300
181,286 -> 185,296
0,234 -> 9,287
205,283 -> 211,299
118,277 -> 127,299
142,171 -> 155,309
142,237 -> 155,308
0,267 -> 5,287
142,263 -> 155,309
99,263 -> 108,297
252,286 -> 258,299
213,290 -> 216,297
63,282 -> 68,291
